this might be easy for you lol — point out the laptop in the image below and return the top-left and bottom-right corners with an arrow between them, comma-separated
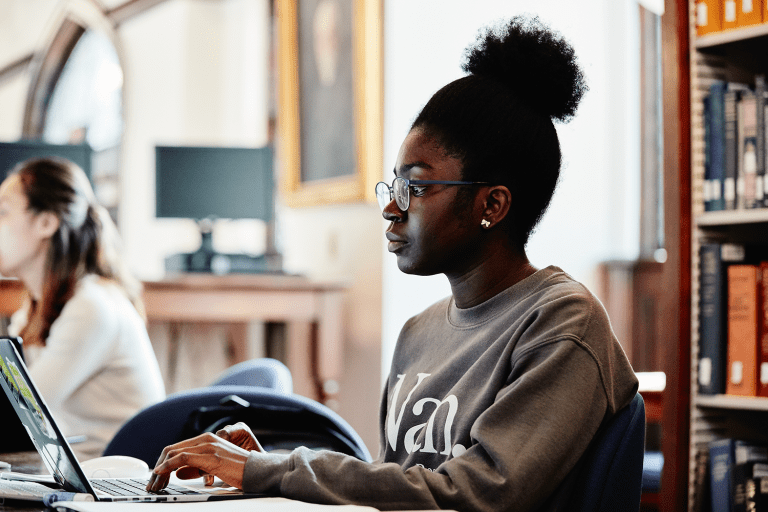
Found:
0,337 -> 261,502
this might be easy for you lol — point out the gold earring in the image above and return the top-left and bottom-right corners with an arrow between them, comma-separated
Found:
481,219 -> 491,228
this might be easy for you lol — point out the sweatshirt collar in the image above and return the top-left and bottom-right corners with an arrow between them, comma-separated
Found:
447,266 -> 563,327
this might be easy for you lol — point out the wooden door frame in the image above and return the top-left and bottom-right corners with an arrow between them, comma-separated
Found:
659,0 -> 692,510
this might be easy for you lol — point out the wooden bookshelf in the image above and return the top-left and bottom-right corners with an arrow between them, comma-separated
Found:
687,3 -> 768,510
695,23 -> 768,48
696,395 -> 768,411
696,208 -> 768,226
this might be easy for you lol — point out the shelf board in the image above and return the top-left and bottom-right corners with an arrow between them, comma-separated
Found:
696,208 -> 768,226
696,24 -> 768,48
696,394 -> 768,411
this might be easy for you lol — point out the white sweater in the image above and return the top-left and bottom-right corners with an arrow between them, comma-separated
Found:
9,275 -> 166,460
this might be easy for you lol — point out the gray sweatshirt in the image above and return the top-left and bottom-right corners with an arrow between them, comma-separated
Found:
242,266 -> 638,511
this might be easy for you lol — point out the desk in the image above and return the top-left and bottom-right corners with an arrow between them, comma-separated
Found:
0,275 -> 346,403
0,451 -> 46,512
0,452 -> 447,512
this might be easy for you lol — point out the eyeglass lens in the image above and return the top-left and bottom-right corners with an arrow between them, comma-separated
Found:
375,178 -> 410,212
375,182 -> 391,211
393,178 -> 409,211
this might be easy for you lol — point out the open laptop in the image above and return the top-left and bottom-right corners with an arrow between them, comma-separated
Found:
0,337 -> 261,502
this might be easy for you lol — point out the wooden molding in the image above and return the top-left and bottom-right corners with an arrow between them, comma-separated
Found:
659,0 -> 692,510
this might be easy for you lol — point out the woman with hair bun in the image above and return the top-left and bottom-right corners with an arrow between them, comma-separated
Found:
0,157 -> 165,460
148,16 -> 637,511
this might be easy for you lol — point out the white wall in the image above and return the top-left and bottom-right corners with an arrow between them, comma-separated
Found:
381,0 -> 642,378
119,0 -> 271,279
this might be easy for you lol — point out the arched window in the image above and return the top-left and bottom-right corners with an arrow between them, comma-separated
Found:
23,6 -> 124,224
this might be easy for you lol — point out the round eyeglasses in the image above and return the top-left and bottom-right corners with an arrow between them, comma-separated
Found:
375,177 -> 491,212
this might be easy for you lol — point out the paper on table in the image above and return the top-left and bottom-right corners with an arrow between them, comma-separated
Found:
51,497 -> 380,511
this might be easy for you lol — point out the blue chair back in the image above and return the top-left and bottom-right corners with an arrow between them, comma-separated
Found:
210,358 -> 293,393
104,385 -> 371,466
569,393 -> 646,512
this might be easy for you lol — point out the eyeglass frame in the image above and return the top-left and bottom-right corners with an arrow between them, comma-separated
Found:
375,176 -> 492,212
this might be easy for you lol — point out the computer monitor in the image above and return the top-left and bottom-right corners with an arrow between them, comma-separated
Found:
155,145 -> 280,274
0,141 -> 92,181
156,145 -> 273,221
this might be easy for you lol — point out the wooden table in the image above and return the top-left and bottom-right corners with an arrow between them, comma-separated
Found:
0,275 -> 346,403
0,451 -> 47,511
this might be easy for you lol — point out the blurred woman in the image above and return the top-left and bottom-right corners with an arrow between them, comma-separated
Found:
0,157 -> 165,459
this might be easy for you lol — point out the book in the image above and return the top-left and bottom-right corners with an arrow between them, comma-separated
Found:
756,75 -> 767,207
712,439 -> 738,512
747,474 -> 768,510
697,0 -> 724,35
694,447 -> 712,512
699,243 -> 753,395
727,264 -> 761,396
725,87 -> 740,209
700,243 -> 729,394
738,90 -> 759,209
733,462 -> 768,512
709,80 -> 728,211
705,95 -> 714,211
737,0 -> 764,27
760,261 -> 768,397
711,440 -> 768,512
724,0 -> 739,29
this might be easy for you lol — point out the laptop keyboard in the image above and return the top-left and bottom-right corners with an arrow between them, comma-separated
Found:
91,478 -> 203,496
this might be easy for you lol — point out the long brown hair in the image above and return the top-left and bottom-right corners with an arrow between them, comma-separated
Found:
14,157 -> 144,347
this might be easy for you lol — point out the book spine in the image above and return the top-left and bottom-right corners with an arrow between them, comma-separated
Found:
737,0 -> 764,26
711,81 -> 728,211
697,0 -> 724,35
724,0 -> 739,29
746,476 -> 768,510
739,90 -> 758,209
727,264 -> 760,396
700,243 -> 727,394
711,439 -> 736,512
756,75 -> 767,207
760,261 -> 768,397
764,98 -> 768,207
705,95 -> 713,211
725,89 -> 740,210
733,462 -> 753,512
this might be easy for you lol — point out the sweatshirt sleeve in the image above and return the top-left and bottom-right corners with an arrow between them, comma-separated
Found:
27,287 -> 118,418
241,338 -> 612,512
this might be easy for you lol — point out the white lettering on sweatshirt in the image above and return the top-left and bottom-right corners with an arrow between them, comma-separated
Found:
387,373 -> 467,458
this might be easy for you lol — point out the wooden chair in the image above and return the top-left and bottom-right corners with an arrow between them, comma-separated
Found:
638,372 -> 665,510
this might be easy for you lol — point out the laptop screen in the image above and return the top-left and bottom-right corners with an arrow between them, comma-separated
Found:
0,338 -> 94,494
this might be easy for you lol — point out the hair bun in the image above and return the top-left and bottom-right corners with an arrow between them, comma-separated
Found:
462,16 -> 587,123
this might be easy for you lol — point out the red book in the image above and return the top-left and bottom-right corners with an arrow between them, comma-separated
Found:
727,265 -> 760,396
696,0 -> 724,35
737,0 -> 763,27
723,0 -> 739,29
759,262 -> 768,397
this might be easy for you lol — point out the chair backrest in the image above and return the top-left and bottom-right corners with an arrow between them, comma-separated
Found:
209,358 -> 293,393
569,393 -> 646,512
103,385 -> 371,466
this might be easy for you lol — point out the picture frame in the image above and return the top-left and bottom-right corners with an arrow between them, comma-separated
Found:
277,0 -> 382,207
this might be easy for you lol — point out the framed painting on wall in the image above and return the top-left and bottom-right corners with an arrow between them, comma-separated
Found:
277,0 -> 382,207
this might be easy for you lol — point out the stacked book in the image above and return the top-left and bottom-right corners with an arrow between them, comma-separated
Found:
696,0 -> 767,36
698,243 -> 768,398
703,77 -> 768,212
